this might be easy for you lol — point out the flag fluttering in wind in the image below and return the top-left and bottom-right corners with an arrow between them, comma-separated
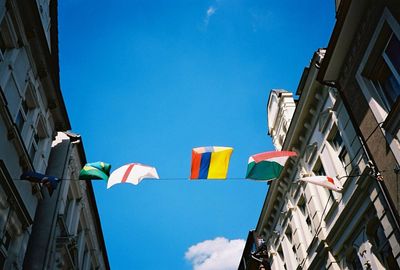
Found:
20,171 -> 59,195
107,163 -> 159,188
79,162 -> 111,181
246,151 -> 297,181
299,175 -> 343,192
190,146 -> 233,179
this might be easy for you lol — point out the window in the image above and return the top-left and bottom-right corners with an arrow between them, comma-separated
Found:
357,9 -> 400,130
305,216 -> 312,233
29,131 -> 38,163
285,226 -> 292,243
313,159 -> 326,176
29,117 -> 48,168
298,196 -> 314,235
339,148 -> 352,175
296,196 -> 314,245
11,81 -> 38,145
356,10 -> 400,165
313,160 -> 335,205
285,225 -> 298,263
0,13 -> 17,59
328,125 -> 354,175
367,29 -> 400,111
15,110 -> 25,133
28,140 -> 37,161
16,98 -> 34,135
328,125 -> 343,152
21,98 -> 29,115
298,196 -> 307,216
277,246 -> 287,270
36,0 -> 51,46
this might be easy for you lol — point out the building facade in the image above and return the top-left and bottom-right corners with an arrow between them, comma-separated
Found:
23,132 -> 109,269
318,0 -> 400,217
240,49 -> 400,269
0,1 -> 109,269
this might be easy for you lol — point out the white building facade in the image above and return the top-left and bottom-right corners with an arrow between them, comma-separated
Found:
0,1 -> 109,269
252,49 -> 400,269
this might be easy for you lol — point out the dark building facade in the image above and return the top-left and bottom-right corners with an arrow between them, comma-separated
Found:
319,0 -> 400,216
318,2 -> 400,267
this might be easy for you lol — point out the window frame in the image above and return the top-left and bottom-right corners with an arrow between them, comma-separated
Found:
29,115 -> 49,171
312,159 -> 336,206
297,195 -> 315,237
325,121 -> 361,182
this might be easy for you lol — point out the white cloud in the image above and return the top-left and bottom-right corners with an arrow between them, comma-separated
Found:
207,6 -> 217,17
204,6 -> 217,26
185,237 -> 246,270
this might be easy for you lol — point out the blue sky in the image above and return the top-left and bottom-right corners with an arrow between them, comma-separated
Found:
58,1 -> 335,269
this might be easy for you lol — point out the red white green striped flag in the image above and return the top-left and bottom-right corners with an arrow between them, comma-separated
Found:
299,176 -> 343,192
246,151 -> 297,181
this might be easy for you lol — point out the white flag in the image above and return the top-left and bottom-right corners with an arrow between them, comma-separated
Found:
299,175 -> 343,192
107,163 -> 159,189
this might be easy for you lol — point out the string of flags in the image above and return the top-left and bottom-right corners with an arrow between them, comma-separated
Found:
18,146 -> 345,194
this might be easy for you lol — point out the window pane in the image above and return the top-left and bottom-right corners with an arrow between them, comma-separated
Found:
386,34 -> 400,76
314,163 -> 326,176
371,57 -> 400,110
15,110 -> 24,133
298,197 -> 306,216
0,32 -> 6,56
0,19 -> 11,55
33,132 -> 39,145
29,143 -> 37,161
339,148 -> 352,175
285,226 -> 292,242
382,74 -> 400,107
21,99 -> 29,115
330,129 -> 343,151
